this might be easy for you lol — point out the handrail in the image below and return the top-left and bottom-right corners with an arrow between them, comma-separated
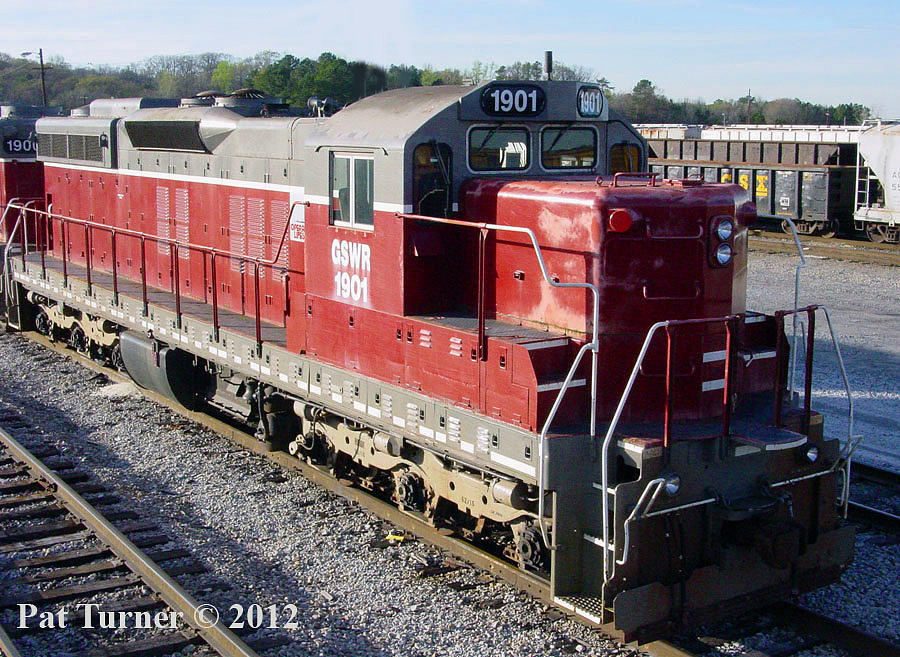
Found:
6,201 -> 299,351
781,217 -> 807,398
599,313 -> 739,603
2,200 -> 39,310
612,172 -> 659,187
396,211 -> 601,550
776,220 -> 858,511
613,477 -> 665,576
8,202 -> 295,268
602,303 -> 858,602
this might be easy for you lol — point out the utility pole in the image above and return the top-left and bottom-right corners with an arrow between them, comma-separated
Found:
39,49 -> 46,108
21,48 -> 48,107
746,88 -> 751,124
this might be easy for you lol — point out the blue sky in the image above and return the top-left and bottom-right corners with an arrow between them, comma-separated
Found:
6,0 -> 900,117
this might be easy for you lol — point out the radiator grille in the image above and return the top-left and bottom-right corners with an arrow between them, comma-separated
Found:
51,134 -> 67,158
247,197 -> 266,275
84,135 -> 102,162
37,133 -> 52,157
62,135 -> 103,162
67,135 -> 85,160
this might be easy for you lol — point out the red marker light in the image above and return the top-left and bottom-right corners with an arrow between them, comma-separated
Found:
608,209 -> 633,232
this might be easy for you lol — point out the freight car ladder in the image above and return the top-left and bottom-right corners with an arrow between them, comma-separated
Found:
854,129 -> 875,228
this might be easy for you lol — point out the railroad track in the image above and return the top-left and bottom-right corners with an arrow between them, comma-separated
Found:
0,409 -> 272,657
8,329 -> 900,657
650,603 -> 900,657
847,461 -> 900,532
748,227 -> 900,266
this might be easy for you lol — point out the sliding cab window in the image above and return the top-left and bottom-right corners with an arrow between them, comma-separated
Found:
541,127 -> 597,169
468,127 -> 529,171
609,143 -> 642,174
331,153 -> 374,228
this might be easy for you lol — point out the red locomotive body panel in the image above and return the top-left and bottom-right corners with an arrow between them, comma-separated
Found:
42,164 -> 293,327
1,160 -> 44,239
461,177 -> 760,423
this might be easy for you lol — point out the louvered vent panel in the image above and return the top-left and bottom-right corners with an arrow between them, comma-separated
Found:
174,188 -> 190,260
51,134 -> 67,158
67,135 -> 85,160
247,198 -> 266,275
229,196 -> 246,273
269,199 -> 290,281
37,134 -> 52,157
156,186 -> 171,256
85,136 -> 102,162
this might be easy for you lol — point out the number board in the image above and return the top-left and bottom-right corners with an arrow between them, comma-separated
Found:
3,137 -> 36,155
577,86 -> 605,118
481,83 -> 546,118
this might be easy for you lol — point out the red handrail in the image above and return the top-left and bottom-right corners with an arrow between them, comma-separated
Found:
774,305 -> 818,433
9,202 -> 300,352
660,314 -> 740,447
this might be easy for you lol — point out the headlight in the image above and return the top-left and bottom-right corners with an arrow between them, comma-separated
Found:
664,474 -> 681,496
716,219 -> 734,241
805,445 -> 819,463
715,243 -> 733,265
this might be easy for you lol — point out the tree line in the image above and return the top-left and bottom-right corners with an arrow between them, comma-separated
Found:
0,50 -> 870,125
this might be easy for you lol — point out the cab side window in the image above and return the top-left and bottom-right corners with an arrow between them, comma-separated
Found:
609,143 -> 641,174
331,153 -> 374,228
413,143 -> 453,217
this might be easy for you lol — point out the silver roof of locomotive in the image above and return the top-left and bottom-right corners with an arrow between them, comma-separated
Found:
306,86 -> 473,151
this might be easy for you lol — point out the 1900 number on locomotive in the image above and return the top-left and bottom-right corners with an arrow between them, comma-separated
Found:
3,137 -> 35,154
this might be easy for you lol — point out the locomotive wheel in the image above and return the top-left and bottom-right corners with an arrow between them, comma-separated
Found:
517,525 -> 549,572
780,220 -> 792,235
34,310 -> 51,336
866,224 -> 887,243
395,471 -> 426,512
69,325 -> 88,354
109,344 -> 126,371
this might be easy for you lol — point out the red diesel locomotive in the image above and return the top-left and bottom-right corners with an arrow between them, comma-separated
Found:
1,82 -> 853,642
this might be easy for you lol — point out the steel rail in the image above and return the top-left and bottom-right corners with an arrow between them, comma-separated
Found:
0,623 -> 24,657
644,602 -> 900,657
771,602 -> 900,657
0,425 -> 260,657
852,461 -> 900,489
19,330 -> 555,604
847,500 -> 900,532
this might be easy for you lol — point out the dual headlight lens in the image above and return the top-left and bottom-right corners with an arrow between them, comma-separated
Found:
716,219 -> 734,241
715,243 -> 733,265
713,218 -> 734,265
